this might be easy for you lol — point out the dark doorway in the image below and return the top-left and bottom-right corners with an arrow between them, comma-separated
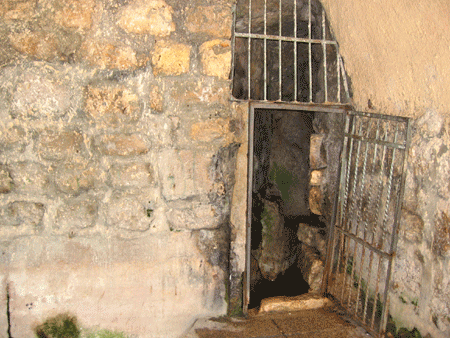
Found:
248,108 -> 323,309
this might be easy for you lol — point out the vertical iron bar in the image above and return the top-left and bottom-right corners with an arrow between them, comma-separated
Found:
308,0 -> 312,102
264,0 -> 267,101
340,55 -> 350,101
322,9 -> 328,102
231,4 -> 237,97
278,0 -> 282,101
337,47 -> 341,103
244,103 -> 255,314
294,0 -> 298,101
248,0 -> 252,100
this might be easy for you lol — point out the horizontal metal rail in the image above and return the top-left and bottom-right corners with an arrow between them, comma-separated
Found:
235,32 -> 338,45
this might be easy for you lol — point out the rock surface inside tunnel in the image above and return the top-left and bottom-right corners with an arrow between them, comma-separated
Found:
249,108 -> 344,309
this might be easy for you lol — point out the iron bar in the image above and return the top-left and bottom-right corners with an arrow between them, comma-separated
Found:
278,0 -> 282,101
264,0 -> 267,101
294,0 -> 298,101
344,133 -> 406,150
322,9 -> 328,102
234,31 -> 338,45
308,0 -> 312,102
337,47 -> 341,103
247,0 -> 252,100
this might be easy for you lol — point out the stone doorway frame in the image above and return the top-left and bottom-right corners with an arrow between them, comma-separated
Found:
243,101 -> 351,313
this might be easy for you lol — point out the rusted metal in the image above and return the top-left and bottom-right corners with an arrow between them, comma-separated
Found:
232,0 -> 350,104
323,111 -> 411,337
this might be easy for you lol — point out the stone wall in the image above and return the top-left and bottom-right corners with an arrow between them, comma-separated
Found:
0,0 -> 247,337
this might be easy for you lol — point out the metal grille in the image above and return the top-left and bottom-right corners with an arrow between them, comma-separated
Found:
232,0 -> 350,103
323,111 -> 411,337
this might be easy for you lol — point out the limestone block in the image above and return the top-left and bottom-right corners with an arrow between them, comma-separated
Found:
433,211 -> 450,256
95,134 -> 149,156
166,200 -> 220,230
54,162 -> 104,194
299,244 -> 324,292
190,118 -> 231,143
55,196 -> 98,230
11,74 -> 72,118
118,0 -> 175,36
185,5 -> 232,39
158,149 -> 213,201
297,223 -> 326,257
106,191 -> 153,231
109,163 -> 154,188
1,0 -> 35,21
3,201 -> 45,227
400,209 -> 424,243
0,126 -> 27,152
152,40 -> 191,76
80,40 -> 139,70
84,85 -> 140,127
36,130 -> 84,161
9,162 -> 49,194
310,169 -> 324,186
259,293 -> 332,313
199,39 -> 231,79
4,234 -> 226,338
310,134 -> 327,169
0,165 -> 13,193
53,0 -> 95,30
8,31 -> 60,62
309,186 -> 323,215
169,79 -> 229,107
150,84 -> 164,112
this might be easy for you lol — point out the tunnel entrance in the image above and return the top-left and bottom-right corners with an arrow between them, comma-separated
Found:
246,104 -> 345,310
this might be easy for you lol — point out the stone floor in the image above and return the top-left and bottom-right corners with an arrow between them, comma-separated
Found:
184,294 -> 372,338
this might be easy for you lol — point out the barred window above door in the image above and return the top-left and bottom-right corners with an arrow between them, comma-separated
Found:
232,0 -> 351,104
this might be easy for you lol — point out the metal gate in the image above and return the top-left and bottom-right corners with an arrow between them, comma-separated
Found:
323,111 -> 411,337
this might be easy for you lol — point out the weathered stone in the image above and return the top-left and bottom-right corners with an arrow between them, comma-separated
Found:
259,293 -> 332,313
166,200 -> 219,230
106,191 -> 153,231
400,209 -> 424,243
299,244 -> 324,292
169,79 -> 229,107
199,39 -> 232,79
53,0 -> 95,31
9,162 -> 49,193
80,40 -> 140,70
158,149 -> 213,201
309,186 -> 323,215
109,163 -> 154,188
310,169 -> 324,186
190,118 -> 231,143
1,0 -> 35,21
310,134 -> 327,169
150,84 -> 164,112
152,40 -> 191,76
185,5 -> 232,39
55,196 -> 98,230
95,134 -> 149,156
4,201 -> 45,227
257,199 -> 290,281
11,75 -> 72,118
55,162 -> 103,194
433,211 -> 450,256
9,31 -> 60,61
297,223 -> 326,257
118,0 -> 175,36
0,166 -> 13,193
84,85 -> 141,126
0,126 -> 27,152
36,130 -> 84,161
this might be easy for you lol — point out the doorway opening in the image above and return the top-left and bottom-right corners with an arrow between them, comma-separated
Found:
246,103 -> 346,310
